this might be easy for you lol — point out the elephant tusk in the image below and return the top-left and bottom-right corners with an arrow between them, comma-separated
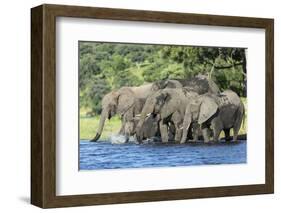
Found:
146,113 -> 152,117
135,114 -> 141,117
180,126 -> 184,130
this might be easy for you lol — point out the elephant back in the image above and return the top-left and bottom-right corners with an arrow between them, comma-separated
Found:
219,90 -> 241,107
180,74 -> 220,95
151,79 -> 183,92
197,95 -> 219,124
182,88 -> 199,99
130,83 -> 153,99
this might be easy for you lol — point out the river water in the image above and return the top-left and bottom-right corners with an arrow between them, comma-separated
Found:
79,139 -> 246,170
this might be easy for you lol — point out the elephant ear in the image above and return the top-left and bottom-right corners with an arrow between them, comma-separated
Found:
190,99 -> 200,114
116,92 -> 135,116
198,96 -> 218,124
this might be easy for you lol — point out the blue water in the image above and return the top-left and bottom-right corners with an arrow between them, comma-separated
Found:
79,140 -> 246,170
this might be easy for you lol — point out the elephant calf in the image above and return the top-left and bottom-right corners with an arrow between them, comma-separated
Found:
180,90 -> 245,143
119,98 -> 160,142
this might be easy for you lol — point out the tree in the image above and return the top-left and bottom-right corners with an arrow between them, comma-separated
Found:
160,46 -> 247,96
79,42 -> 247,115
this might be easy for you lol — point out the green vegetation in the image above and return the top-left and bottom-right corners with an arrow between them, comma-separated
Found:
79,42 -> 247,115
79,42 -> 247,140
80,107 -> 121,140
80,114 -> 121,140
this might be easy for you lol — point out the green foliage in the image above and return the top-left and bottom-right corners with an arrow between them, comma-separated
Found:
80,76 -> 111,114
79,42 -> 247,114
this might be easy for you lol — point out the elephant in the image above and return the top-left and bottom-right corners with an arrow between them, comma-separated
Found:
129,115 -> 160,142
91,74 -> 221,142
180,90 -> 245,144
90,84 -> 153,142
121,98 -> 159,141
136,88 -> 199,143
151,74 -> 220,95
179,74 -> 221,95
90,79 -> 186,142
135,75 -> 221,143
151,79 -> 183,91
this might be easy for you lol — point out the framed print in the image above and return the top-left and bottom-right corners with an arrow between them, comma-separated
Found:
31,4 -> 274,208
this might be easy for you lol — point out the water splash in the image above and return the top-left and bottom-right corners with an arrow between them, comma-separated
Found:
109,134 -> 157,144
109,134 -> 178,145
109,134 -> 128,144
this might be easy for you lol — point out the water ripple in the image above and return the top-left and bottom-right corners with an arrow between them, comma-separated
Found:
79,140 -> 247,170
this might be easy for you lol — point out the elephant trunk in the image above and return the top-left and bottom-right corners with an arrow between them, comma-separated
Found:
137,113 -> 146,127
135,101 -> 154,142
180,113 -> 192,144
135,113 -> 146,142
90,110 -> 108,142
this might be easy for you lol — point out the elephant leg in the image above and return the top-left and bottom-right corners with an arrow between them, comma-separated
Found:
174,128 -> 183,143
119,121 -> 125,135
159,120 -> 169,143
212,129 -> 221,143
211,119 -> 222,143
135,131 -> 143,143
233,127 -> 240,142
212,124 -> 223,143
202,127 -> 210,143
224,129 -> 231,142
125,121 -> 136,142
168,122 -> 176,141
171,112 -> 182,143
233,112 -> 243,142
169,122 -> 176,136
192,123 -> 200,142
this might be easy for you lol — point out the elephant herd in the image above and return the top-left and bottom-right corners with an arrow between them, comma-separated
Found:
91,74 -> 245,144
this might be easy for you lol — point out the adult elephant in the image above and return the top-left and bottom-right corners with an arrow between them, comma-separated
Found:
151,74 -> 220,95
136,75 -> 221,143
90,84 -> 153,142
180,90 -> 245,144
136,88 -> 199,143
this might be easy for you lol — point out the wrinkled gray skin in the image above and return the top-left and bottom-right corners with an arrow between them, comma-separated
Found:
131,115 -> 160,141
136,75 -> 221,143
151,74 -> 220,95
137,76 -> 209,141
119,98 -> 145,140
90,84 -> 153,142
90,79 -> 183,142
122,98 -> 159,140
136,88 -> 199,143
180,90 -> 245,144
91,74 -> 220,142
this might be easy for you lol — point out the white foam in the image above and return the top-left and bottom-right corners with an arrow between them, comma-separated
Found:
109,134 -> 128,144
